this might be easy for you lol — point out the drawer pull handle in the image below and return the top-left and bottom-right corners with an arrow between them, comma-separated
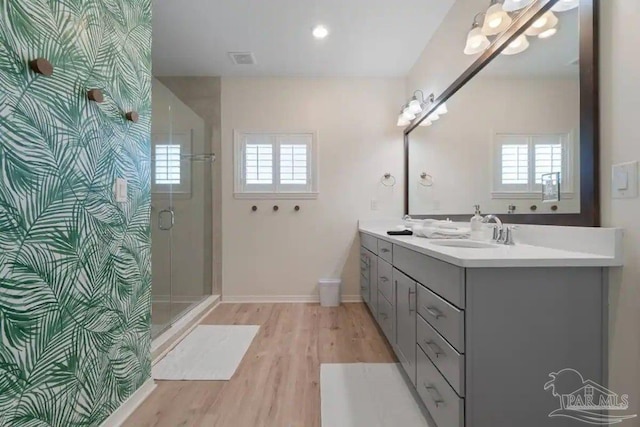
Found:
408,288 -> 416,313
380,276 -> 389,282
424,340 -> 444,358
424,306 -> 444,319
423,383 -> 445,408
380,248 -> 390,253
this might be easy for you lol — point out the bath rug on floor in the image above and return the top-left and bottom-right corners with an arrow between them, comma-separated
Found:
153,325 -> 260,380
321,363 -> 432,427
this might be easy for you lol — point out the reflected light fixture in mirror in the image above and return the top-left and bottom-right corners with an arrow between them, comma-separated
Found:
408,96 -> 423,115
482,0 -> 512,36
402,106 -> 416,121
419,119 -> 433,127
501,34 -> 530,55
525,11 -> 559,37
436,103 -> 448,115
429,112 -> 440,121
552,0 -> 579,12
464,14 -> 491,55
397,114 -> 410,127
502,0 -> 535,12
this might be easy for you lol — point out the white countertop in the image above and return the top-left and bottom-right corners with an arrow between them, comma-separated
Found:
359,221 -> 623,268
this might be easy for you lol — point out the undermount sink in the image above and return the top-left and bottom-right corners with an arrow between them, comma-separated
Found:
429,239 -> 499,249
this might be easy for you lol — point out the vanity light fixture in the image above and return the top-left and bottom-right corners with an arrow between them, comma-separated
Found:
481,0 -> 512,36
312,25 -> 329,39
464,14 -> 491,55
436,102 -> 448,115
429,112 -> 440,121
407,96 -> 423,115
538,27 -> 558,39
397,115 -> 411,127
501,34 -> 530,55
419,119 -> 433,127
551,0 -> 579,12
502,0 -> 535,12
401,105 -> 416,121
525,11 -> 559,37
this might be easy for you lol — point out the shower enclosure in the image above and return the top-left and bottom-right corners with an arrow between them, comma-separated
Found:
151,78 -> 215,338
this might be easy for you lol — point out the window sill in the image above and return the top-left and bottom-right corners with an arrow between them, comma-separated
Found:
491,191 -> 575,200
234,192 -> 319,200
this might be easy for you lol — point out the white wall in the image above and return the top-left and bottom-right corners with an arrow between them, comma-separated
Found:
221,77 -> 405,299
600,0 -> 640,415
409,76 -> 581,215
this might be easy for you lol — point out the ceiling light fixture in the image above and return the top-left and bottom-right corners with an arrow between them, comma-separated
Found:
312,25 -> 329,39
501,34 -> 530,55
464,14 -> 491,55
551,0 -> 579,12
525,11 -> 559,37
502,0 -> 535,12
482,0 -> 512,36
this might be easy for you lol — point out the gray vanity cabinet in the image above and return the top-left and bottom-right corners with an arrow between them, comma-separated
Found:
393,268 -> 417,385
359,231 -> 608,427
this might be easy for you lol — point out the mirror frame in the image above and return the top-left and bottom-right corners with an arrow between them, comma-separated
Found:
404,0 -> 599,226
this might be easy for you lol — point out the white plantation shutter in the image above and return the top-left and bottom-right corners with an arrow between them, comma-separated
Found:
235,131 -> 317,198
493,133 -> 572,197
155,144 -> 181,184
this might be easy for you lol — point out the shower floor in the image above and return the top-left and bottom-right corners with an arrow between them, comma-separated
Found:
152,301 -> 199,338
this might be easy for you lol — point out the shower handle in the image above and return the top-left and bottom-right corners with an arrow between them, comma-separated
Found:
158,209 -> 175,230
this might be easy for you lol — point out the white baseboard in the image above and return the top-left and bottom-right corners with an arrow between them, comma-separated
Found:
221,295 -> 363,303
100,378 -> 156,427
152,295 -> 205,304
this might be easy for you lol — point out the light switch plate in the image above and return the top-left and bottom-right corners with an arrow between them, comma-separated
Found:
612,161 -> 638,199
115,178 -> 128,203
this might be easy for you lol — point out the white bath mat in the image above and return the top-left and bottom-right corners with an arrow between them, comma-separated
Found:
153,325 -> 260,380
321,363 -> 432,427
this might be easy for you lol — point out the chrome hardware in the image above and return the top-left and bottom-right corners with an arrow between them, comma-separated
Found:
423,384 -> 445,407
408,288 -> 416,313
424,340 -> 444,358
424,306 -> 444,319
158,209 -> 175,230
482,214 -> 515,245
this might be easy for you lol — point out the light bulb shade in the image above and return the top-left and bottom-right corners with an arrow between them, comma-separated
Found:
525,11 -> 558,36
538,27 -> 558,39
482,3 -> 513,36
501,34 -> 530,55
464,26 -> 491,55
436,103 -> 448,115
551,0 -> 579,12
408,98 -> 423,115
429,112 -> 440,121
502,0 -> 535,12
419,119 -> 433,127
397,115 -> 410,127
402,107 -> 416,121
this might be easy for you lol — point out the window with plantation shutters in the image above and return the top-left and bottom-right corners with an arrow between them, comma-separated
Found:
234,131 -> 318,199
492,132 -> 574,199
152,131 -> 192,195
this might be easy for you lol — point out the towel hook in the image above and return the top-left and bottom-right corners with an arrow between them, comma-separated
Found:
380,173 -> 396,187
419,172 -> 434,187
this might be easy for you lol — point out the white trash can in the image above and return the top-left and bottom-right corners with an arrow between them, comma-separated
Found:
319,279 -> 342,307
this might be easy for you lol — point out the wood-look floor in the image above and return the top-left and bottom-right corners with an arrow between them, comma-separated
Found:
124,303 -> 396,427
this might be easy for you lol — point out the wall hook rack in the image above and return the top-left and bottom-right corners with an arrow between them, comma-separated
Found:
294,205 -> 301,212
273,205 -> 279,211
419,172 -> 434,187
381,173 -> 396,187
87,89 -> 104,103
251,205 -> 258,212
29,58 -> 53,76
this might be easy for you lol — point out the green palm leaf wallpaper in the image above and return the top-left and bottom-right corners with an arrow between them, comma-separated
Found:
0,0 -> 152,425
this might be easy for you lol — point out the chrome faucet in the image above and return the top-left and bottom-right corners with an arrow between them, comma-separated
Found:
482,215 -> 515,245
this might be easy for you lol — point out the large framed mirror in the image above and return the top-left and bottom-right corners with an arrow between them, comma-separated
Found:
405,0 -> 598,226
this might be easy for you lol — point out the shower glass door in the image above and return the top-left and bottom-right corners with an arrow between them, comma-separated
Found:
151,78 -> 213,339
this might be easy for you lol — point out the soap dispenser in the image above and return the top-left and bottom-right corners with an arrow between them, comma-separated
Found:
470,205 -> 484,240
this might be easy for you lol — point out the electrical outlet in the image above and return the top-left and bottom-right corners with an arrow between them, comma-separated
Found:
370,199 -> 379,211
115,178 -> 128,203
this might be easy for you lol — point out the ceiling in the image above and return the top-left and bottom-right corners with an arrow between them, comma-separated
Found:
152,0 -> 455,77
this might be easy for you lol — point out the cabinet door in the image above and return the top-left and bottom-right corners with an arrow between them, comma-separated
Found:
360,249 -> 370,304
394,268 -> 417,385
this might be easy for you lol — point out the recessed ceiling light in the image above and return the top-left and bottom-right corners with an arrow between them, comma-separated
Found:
312,25 -> 329,40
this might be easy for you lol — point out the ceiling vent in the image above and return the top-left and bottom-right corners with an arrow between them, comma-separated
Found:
228,52 -> 257,65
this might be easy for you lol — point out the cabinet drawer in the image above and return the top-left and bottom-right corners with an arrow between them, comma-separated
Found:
377,259 -> 393,304
417,347 -> 464,427
393,244 -> 465,308
393,268 -> 417,386
417,284 -> 465,353
377,291 -> 394,343
417,316 -> 465,396
377,239 -> 393,264
360,233 -> 378,255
